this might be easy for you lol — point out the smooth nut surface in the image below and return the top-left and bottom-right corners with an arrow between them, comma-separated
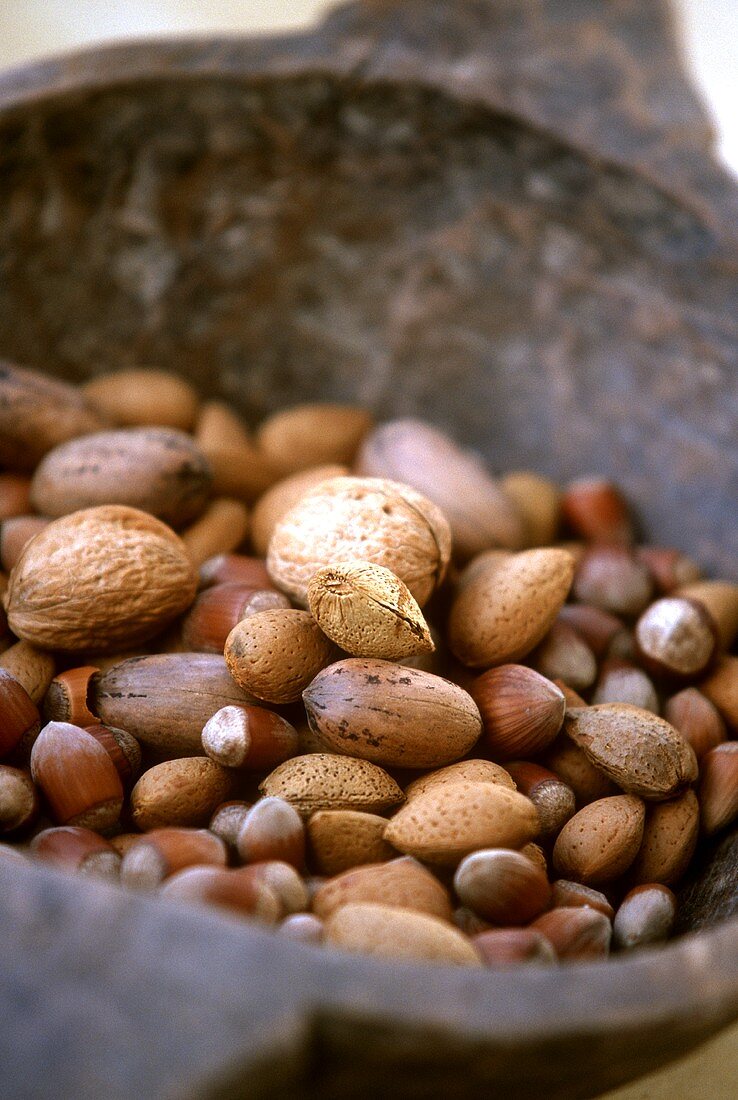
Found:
225,609 -> 334,704
324,902 -> 482,966
471,664 -> 565,760
130,757 -> 233,830
553,794 -> 646,884
307,810 -> 396,877
313,857 -> 452,922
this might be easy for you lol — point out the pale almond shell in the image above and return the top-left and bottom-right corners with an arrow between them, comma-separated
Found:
260,754 -> 404,818
324,902 -> 482,966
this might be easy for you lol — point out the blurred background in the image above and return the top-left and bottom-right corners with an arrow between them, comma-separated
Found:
0,0 -> 736,174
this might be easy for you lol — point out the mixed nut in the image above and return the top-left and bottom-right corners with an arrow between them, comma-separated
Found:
0,360 -> 736,969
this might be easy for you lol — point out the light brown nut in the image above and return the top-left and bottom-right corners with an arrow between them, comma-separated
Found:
225,609 -> 334,705
629,789 -> 699,885
130,758 -> 233,831
5,506 -> 197,652
592,659 -> 659,713
564,704 -> 698,800
82,369 -> 199,431
448,548 -> 575,668
549,880 -> 615,920
236,797 -> 306,869
473,928 -> 557,967
302,658 -> 481,769
324,902 -> 482,966
30,826 -> 121,879
267,476 -> 451,608
453,849 -> 551,925
120,828 -> 227,890
471,664 -> 565,760
545,734 -> 618,807
504,761 -> 576,838
404,759 -> 516,801
530,622 -> 597,693
613,884 -> 677,950
357,419 -> 525,559
698,743 -> 738,836
0,360 -> 107,472
0,643 -> 56,706
92,654 -> 260,758
635,597 -> 718,680
552,794 -> 645,884
500,471 -> 561,548
677,580 -> 738,650
307,810 -> 396,876
201,705 -> 298,772
160,865 -> 281,924
699,656 -> 738,733
664,688 -> 727,761
30,428 -> 213,528
530,907 -> 611,959
313,856 -> 452,922
0,765 -> 40,835
307,561 -> 433,660
260,754 -> 404,818
257,404 -> 373,476
181,498 -> 250,568
250,465 -> 349,558
384,781 -> 539,867
182,583 -> 291,654
561,478 -> 634,545
573,547 -> 653,617
194,401 -> 282,503
30,721 -> 124,834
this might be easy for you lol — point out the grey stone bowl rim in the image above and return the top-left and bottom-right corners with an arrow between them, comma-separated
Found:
0,31 -> 736,1084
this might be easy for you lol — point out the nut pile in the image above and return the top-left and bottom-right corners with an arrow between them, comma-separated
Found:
1,361 -> 736,969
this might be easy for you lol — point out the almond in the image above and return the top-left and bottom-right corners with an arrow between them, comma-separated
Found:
629,789 -> 699,885
307,810 -> 396,876
307,561 -> 433,660
260,754 -> 404,818
256,404 -> 373,476
565,704 -> 698,800
225,609 -> 334,704
404,759 -> 515,800
698,743 -> 738,836
130,757 -> 233,830
0,641 -> 56,704
471,664 -> 565,759
384,781 -> 539,866
302,658 -> 481,769
181,498 -> 250,567
324,902 -> 482,966
357,419 -> 525,559
699,656 -> 738,733
448,548 -> 575,667
30,428 -> 213,528
267,476 -> 451,608
82,368 -> 198,430
500,471 -> 561,548
250,465 -> 349,558
5,506 -> 197,652
312,856 -> 452,921
552,794 -> 645,884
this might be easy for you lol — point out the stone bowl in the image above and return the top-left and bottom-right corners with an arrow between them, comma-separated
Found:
0,2 -> 736,1097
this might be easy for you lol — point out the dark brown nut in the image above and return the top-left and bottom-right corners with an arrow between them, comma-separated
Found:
92,654 -> 260,758
613,884 -> 677,950
0,641 -> 56,704
676,580 -> 738,651
552,795 -> 645,885
0,669 -> 41,761
699,656 -> 738,733
549,880 -> 615,920
30,826 -> 121,879
453,848 -> 550,925
0,360 -> 107,472
0,474 -> 32,519
545,735 -> 617,807
260,754 -> 405,818
202,705 -> 298,772
30,721 -> 124,833
83,724 -> 142,789
181,498 -> 250,568
181,583 -> 290,652
449,549 -> 575,668
82,369 -> 199,430
159,865 -> 282,924
307,810 -> 396,877
531,907 -> 612,959
278,913 -> 324,945
0,765 -> 40,835
5,506 -> 198,652
557,604 -> 630,659
225,609 -> 334,704
121,827 -> 228,890
592,658 -> 659,713
42,666 -> 99,727
324,902 -> 482,965
561,477 -> 634,545
635,597 -> 718,681
239,860 -> 309,916
453,907 -> 493,936
236,797 -> 306,869
504,761 -> 576,838
30,428 -> 213,527
530,622 -> 597,693
303,658 -> 481,769
564,704 -> 698,800
257,403 -> 374,476
357,419 -> 525,559
664,688 -> 727,760
130,758 -> 233,831
473,928 -> 557,967
313,856 -> 453,923
250,466 -> 349,558
209,801 -> 252,851
0,516 -> 50,572
630,790 -> 700,886
199,554 -> 274,591
471,665 -> 564,761
499,471 -> 561,548
636,546 -> 702,595
698,743 -> 738,836
573,547 -> 653,617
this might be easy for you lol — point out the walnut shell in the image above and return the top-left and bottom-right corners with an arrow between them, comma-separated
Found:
267,476 -> 451,608
4,506 -> 197,652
